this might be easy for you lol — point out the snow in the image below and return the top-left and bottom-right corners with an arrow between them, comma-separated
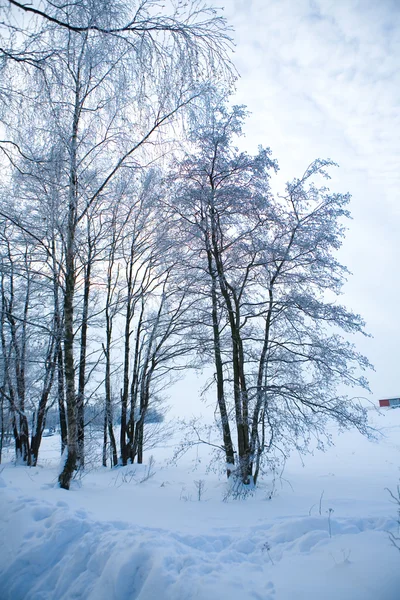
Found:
1,408 -> 400,599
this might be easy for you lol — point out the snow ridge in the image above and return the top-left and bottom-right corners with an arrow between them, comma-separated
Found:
0,488 -> 398,600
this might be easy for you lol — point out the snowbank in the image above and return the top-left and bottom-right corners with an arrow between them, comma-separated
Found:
1,408 -> 400,599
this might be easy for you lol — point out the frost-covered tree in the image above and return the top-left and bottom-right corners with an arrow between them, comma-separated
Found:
247,159 -> 372,483
168,105 -> 371,486
0,220 -> 60,466
0,0 -> 235,488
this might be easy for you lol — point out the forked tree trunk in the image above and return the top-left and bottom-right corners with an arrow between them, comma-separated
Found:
209,200 -> 251,483
3,249 -> 32,465
31,331 -> 58,465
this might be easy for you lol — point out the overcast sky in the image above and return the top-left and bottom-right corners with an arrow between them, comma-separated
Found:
208,0 -> 400,402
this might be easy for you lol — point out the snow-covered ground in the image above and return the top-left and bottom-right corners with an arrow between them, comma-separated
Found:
1,407 -> 400,599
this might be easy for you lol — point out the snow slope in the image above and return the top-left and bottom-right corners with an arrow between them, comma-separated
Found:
1,408 -> 400,599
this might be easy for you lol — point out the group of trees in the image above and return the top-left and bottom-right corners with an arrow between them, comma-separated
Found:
167,107 -> 370,485
0,0 -> 370,490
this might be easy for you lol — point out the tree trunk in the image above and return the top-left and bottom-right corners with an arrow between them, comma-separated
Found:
133,373 -> 151,464
31,344 -> 57,466
0,389 -> 3,464
204,239 -> 234,477
127,300 -> 144,463
103,219 -> 119,469
58,73 -> 80,490
57,346 -> 68,455
59,242 -> 78,489
77,231 -> 92,469
209,202 -> 250,483
251,289 -> 273,484
120,241 -> 135,466
103,336 -> 117,467
102,406 -> 107,467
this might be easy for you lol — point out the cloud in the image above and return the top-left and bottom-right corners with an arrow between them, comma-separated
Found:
216,0 -> 400,396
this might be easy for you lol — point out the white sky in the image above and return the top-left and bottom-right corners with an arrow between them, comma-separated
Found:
211,0 -> 400,402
